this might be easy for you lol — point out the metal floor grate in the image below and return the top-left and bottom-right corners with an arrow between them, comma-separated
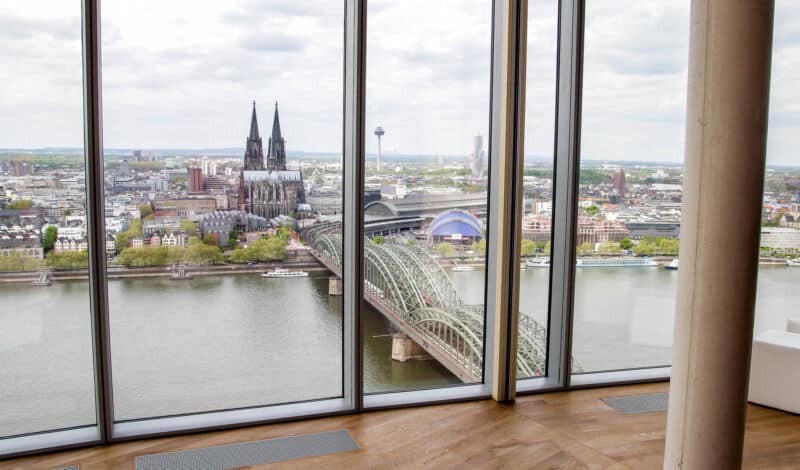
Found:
601,392 -> 669,414
135,429 -> 359,470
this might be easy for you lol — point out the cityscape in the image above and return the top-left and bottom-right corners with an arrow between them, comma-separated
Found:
2,99 -> 800,430
2,100 -> 800,435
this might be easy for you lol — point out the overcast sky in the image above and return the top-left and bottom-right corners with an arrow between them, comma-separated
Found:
0,1 -> 797,164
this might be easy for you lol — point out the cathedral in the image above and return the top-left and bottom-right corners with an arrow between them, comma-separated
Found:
238,101 -> 306,218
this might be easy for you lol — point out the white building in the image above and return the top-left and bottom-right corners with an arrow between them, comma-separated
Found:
760,227 -> 800,250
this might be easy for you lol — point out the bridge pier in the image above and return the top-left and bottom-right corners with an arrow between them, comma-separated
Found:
391,334 -> 430,362
328,276 -> 342,296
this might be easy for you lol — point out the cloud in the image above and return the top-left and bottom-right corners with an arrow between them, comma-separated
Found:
239,32 -> 309,53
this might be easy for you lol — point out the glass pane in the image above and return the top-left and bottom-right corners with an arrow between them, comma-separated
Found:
756,1 -> 800,334
0,1 -> 97,437
361,0 -> 492,393
101,1 -> 344,421
516,0 -> 558,380
572,1 -> 689,373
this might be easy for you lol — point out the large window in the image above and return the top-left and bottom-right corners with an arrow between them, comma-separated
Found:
515,0 -> 559,383
571,1 -> 690,374
8,0 -> 778,458
361,0 -> 493,395
0,1 -> 98,441
100,1 -> 345,421
756,1 -> 800,335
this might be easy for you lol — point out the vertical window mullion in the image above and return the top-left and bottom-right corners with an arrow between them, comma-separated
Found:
548,0 -> 584,389
81,0 -> 113,442
343,0 -> 367,410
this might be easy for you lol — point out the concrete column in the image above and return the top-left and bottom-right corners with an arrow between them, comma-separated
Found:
328,276 -> 343,296
664,1 -> 774,469
391,334 -> 429,362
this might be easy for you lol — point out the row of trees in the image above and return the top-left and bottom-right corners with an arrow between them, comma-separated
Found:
46,251 -> 89,270
0,252 -> 45,272
117,239 -> 224,267
229,237 -> 287,263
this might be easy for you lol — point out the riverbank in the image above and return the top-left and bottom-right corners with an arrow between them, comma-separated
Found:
0,259 -> 331,284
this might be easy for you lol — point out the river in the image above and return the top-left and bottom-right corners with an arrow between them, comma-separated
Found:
1,265 -> 798,437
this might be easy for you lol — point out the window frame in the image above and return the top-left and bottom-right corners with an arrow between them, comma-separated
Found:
1,0 -> 677,459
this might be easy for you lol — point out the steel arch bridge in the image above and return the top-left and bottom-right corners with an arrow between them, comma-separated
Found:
302,222 -> 580,382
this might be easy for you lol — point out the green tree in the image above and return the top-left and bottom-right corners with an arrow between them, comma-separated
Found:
597,240 -> 622,254
6,199 -> 33,210
227,229 -> 241,250
180,219 -> 199,237
437,242 -> 456,258
576,242 -> 595,256
520,239 -> 537,257
0,252 -> 45,272
619,237 -> 633,250
46,251 -> 89,270
43,226 -> 58,252
248,237 -> 287,262
116,218 -> 143,250
585,205 -> 600,216
471,239 -> 487,256
371,235 -> 385,245
186,238 -> 224,265
139,203 -> 153,219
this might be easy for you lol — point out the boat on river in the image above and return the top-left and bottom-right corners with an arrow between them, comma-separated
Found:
526,257 -> 658,268
451,261 -> 476,272
262,268 -> 309,278
787,258 -> 800,267
665,259 -> 679,270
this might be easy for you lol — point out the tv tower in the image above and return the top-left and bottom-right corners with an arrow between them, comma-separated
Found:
374,126 -> 385,172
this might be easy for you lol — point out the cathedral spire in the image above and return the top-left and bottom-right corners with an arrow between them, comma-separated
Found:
267,101 -> 287,171
271,101 -> 282,143
249,101 -> 260,140
243,100 -> 265,171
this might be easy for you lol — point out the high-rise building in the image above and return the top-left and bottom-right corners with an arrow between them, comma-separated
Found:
471,135 -> 485,177
613,169 -> 626,198
12,160 -> 33,177
188,167 -> 204,193
374,126 -> 385,172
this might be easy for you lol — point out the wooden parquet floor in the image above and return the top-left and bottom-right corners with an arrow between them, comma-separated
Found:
3,382 -> 799,469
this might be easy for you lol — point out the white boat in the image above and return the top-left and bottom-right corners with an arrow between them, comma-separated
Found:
261,268 -> 309,278
665,259 -> 679,270
451,262 -> 475,272
787,258 -> 800,267
577,257 -> 658,268
526,256 -> 658,268
526,257 -> 550,268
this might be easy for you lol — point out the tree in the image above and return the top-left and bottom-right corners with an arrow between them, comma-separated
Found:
576,242 -> 595,256
115,218 -> 143,250
471,239 -> 487,256
371,235 -> 385,245
248,237 -> 287,262
0,252 -> 44,272
46,251 -> 89,270
520,239 -> 537,257
43,226 -> 58,252
186,238 -> 224,265
6,199 -> 33,210
227,229 -> 241,250
597,240 -> 622,254
619,237 -> 633,250
437,242 -> 456,258
585,205 -> 600,216
180,219 -> 199,237
139,203 -> 153,219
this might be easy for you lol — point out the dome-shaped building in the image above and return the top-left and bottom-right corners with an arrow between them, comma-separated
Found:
428,209 -> 484,243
